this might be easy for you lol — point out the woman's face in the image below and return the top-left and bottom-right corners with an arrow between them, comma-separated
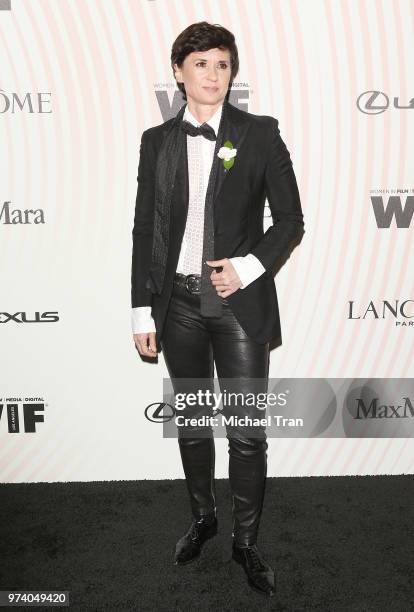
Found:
174,47 -> 232,106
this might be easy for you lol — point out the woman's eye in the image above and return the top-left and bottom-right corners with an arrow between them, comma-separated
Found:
195,62 -> 229,69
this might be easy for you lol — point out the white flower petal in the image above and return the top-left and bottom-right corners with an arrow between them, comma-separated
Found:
217,147 -> 238,161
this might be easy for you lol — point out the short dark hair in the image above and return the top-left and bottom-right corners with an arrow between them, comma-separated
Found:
171,21 -> 239,101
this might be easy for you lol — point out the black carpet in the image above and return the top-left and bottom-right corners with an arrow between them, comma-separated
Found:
1,475 -> 414,611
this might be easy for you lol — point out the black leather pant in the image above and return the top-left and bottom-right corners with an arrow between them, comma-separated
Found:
160,279 -> 270,546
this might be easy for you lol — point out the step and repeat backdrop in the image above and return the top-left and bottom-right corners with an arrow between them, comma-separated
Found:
1,0 -> 414,482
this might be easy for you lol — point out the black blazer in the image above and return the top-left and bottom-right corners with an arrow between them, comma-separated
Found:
131,100 -> 305,352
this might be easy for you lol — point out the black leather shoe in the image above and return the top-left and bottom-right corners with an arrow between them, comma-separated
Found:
232,542 -> 275,597
173,514 -> 218,565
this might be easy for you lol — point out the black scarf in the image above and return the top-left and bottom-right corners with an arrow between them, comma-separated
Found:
147,97 -> 229,296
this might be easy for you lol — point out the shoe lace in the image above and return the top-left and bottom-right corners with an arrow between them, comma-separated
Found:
189,517 -> 211,542
189,522 -> 200,541
245,546 -> 266,572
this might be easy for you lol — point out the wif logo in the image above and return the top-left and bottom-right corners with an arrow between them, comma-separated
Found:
0,398 -> 45,433
154,88 -> 250,122
371,195 -> 414,228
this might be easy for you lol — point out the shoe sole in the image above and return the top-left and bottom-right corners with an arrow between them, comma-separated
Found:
173,524 -> 218,566
232,552 -> 275,598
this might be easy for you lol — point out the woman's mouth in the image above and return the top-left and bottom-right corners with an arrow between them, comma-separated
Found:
203,86 -> 219,92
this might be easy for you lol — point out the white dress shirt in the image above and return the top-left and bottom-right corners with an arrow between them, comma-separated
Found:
131,103 -> 265,334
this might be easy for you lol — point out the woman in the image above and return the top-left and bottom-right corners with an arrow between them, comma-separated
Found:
131,21 -> 304,597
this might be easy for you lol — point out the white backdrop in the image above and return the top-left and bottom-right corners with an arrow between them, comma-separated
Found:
1,0 -> 414,482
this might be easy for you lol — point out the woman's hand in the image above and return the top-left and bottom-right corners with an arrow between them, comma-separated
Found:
206,258 -> 242,298
133,332 -> 158,357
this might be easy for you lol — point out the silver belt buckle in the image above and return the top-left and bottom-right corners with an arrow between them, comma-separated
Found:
185,274 -> 201,294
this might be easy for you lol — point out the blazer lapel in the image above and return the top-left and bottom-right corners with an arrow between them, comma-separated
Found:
173,129 -> 189,218
162,103 -> 189,218
213,100 -> 251,211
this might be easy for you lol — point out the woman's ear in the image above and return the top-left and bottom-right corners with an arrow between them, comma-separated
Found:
173,63 -> 182,83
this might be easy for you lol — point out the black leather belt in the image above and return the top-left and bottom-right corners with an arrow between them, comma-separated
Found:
173,272 -> 202,294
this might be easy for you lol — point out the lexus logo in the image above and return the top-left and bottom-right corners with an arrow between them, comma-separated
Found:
357,90 -> 414,114
0,312 -> 59,323
144,402 -> 175,423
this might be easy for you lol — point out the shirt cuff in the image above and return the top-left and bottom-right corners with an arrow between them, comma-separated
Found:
229,254 -> 266,289
131,307 -> 156,334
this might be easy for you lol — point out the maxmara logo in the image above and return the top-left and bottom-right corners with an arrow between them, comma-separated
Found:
0,90 -> 52,113
370,191 -> 414,228
348,301 -> 414,326
1,201 -> 45,224
0,398 -> 45,433
0,312 -> 59,324
354,396 -> 414,419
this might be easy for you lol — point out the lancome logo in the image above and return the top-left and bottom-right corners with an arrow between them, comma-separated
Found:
0,312 -> 59,324
355,397 -> 414,419
0,90 -> 52,113
348,301 -> 414,326
357,90 -> 414,114
1,201 -> 45,224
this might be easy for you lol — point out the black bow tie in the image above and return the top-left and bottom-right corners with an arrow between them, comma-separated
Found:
181,119 -> 216,141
